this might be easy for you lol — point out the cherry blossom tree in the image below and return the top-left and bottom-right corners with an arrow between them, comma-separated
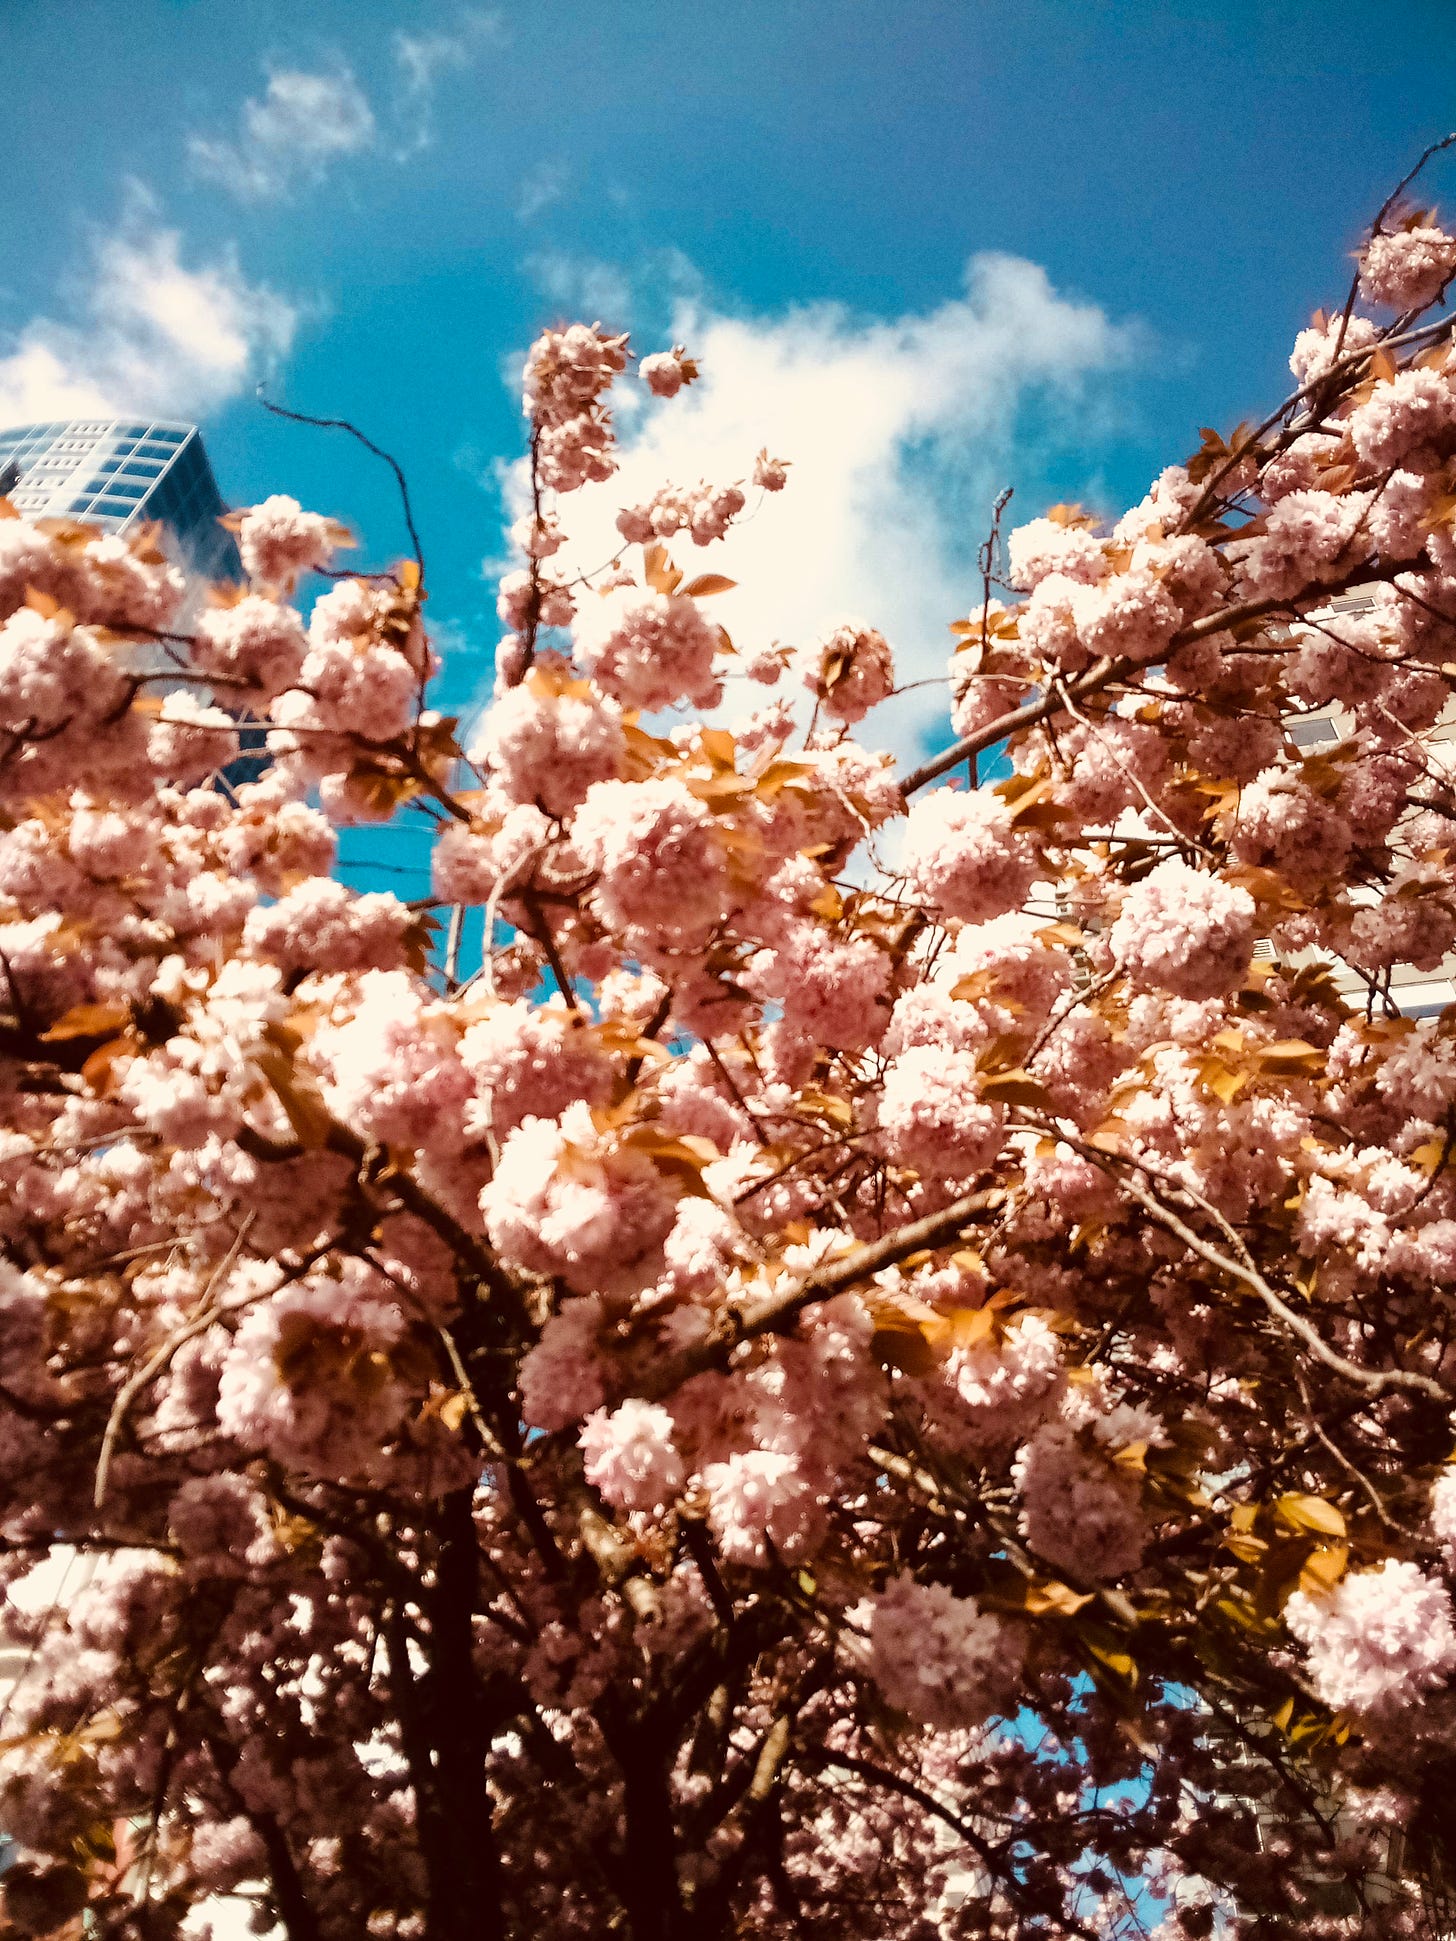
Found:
5,145 -> 1456,1941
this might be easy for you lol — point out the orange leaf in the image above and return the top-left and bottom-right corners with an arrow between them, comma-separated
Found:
1275,1494 -> 1346,1539
642,543 -> 682,596
41,1001 -> 131,1042
80,1036 -> 136,1095
798,1085 -> 854,1130
438,1391 -> 470,1433
1298,1544 -> 1349,1596
256,1048 -> 334,1149
951,970 -> 999,1003
697,726 -> 737,768
1195,1057 -> 1248,1106
1025,1579 -> 1095,1616
978,1068 -> 1052,1109
923,1304 -> 998,1353
1035,921 -> 1085,949
1045,503 -> 1098,531
871,1328 -> 939,1376
1255,1039 -> 1325,1077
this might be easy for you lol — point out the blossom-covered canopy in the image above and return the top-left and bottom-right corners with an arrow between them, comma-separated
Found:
4,172 -> 1456,1941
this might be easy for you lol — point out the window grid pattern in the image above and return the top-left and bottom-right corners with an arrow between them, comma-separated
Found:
0,419 -> 241,581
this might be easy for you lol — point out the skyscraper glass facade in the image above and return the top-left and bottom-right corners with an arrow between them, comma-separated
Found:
0,419 -> 241,582
0,417 -> 264,781
0,419 -> 415,866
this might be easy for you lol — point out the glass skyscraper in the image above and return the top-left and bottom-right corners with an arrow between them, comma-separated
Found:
0,417 -> 268,782
0,418 -> 242,582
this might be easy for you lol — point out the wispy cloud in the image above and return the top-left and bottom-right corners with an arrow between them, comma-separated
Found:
502,252 -> 1136,755
392,10 -> 503,155
188,16 -> 502,193
0,193 -> 296,424
188,67 -> 376,202
517,159 -> 569,222
524,250 -> 636,327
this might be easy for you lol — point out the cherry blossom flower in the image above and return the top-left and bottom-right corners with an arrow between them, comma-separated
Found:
572,587 -> 723,712
572,776 -> 728,942
868,1574 -> 1025,1728
1110,857 -> 1256,999
1013,1420 -> 1148,1584
639,347 -> 697,398
579,1399 -> 685,1511
900,787 -> 1038,923
1358,222 -> 1456,311
236,495 -> 345,588
1285,1560 -> 1456,1716
801,624 -> 895,723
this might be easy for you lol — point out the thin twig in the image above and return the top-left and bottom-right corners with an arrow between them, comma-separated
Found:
255,389 -> 426,583
444,902 -> 465,989
1370,131 -> 1456,239
1087,1148 -> 1449,1405
95,1215 -> 258,1508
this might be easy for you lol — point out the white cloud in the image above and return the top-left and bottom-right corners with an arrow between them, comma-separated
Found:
392,11 -> 503,155
517,159 -> 569,222
504,253 -> 1136,756
0,203 -> 296,425
189,67 -> 376,201
188,17 -> 501,193
524,250 -> 636,328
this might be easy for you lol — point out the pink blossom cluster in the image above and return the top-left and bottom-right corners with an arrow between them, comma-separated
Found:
482,1102 -> 679,1290
1237,488 -> 1374,599
522,322 -> 629,491
0,516 -> 185,632
1358,221 -> 1456,311
1232,767 -> 1353,889
470,667 -> 625,817
572,775 -> 728,942
460,997 -> 613,1136
1013,1419 -> 1149,1584
753,450 -> 790,492
194,593 -> 308,701
497,567 -> 575,633
1285,1560 -> 1456,1716
579,1397 -> 685,1510
1019,560 -> 1184,673
801,623 -> 895,723
235,494 -> 346,588
922,1312 -> 1065,1453
899,787 -> 1038,922
1346,367 -> 1456,470
867,1574 -> 1024,1728
615,479 -> 747,547
1109,858 -> 1256,1000
877,1046 -> 1004,1180
313,969 -> 472,1151
1007,515 -> 1108,591
571,588 -> 723,712
1288,312 -> 1379,386
638,346 -> 698,399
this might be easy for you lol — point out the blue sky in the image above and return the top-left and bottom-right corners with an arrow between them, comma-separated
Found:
3,0 -> 1454,797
